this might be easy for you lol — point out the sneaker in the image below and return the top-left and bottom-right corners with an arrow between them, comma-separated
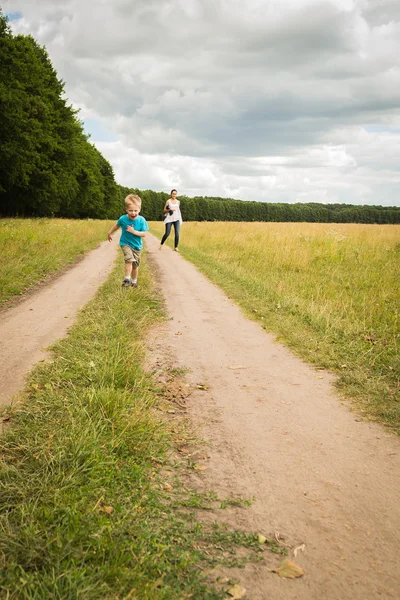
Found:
131,281 -> 138,288
174,247 -> 179,252
122,278 -> 131,287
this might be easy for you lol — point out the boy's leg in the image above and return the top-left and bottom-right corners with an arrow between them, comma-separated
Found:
121,246 -> 133,286
131,266 -> 139,287
173,220 -> 181,250
122,262 -> 133,286
124,262 -> 133,278
130,250 -> 141,287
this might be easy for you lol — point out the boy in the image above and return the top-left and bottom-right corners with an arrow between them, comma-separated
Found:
107,194 -> 149,288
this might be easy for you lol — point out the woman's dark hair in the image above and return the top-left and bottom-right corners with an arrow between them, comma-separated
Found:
170,189 -> 177,195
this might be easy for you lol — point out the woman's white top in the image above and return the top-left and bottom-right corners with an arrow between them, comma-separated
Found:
164,200 -> 183,224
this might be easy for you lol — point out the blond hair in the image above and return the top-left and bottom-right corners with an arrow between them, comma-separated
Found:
125,194 -> 142,208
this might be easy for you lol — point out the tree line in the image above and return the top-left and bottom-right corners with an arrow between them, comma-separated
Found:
124,188 -> 400,225
1,10 -> 399,225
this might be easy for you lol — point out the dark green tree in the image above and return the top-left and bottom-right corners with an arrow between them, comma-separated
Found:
0,10 -> 119,219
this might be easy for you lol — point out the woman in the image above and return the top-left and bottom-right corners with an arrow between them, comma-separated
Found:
159,189 -> 183,251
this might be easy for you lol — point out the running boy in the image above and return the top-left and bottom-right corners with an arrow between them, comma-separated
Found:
107,194 -> 149,288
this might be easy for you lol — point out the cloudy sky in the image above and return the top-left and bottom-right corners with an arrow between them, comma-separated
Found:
4,0 -> 400,206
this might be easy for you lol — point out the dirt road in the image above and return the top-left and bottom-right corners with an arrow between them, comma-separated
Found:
0,238 -> 119,409
145,233 -> 400,600
1,232 -> 399,598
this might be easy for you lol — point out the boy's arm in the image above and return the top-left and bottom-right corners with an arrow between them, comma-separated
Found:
126,218 -> 148,237
107,223 -> 119,241
126,226 -> 146,237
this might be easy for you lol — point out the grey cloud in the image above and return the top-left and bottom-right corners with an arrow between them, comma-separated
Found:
237,2 -> 354,59
362,0 -> 400,26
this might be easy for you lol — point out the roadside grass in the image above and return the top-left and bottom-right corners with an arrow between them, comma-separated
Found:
150,221 -> 400,432
0,254 -> 283,599
0,218 -> 113,306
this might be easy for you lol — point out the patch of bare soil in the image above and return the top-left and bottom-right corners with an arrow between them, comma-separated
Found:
145,233 -> 400,600
0,238 -> 119,412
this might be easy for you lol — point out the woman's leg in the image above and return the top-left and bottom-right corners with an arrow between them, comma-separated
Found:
160,222 -> 172,245
173,220 -> 181,249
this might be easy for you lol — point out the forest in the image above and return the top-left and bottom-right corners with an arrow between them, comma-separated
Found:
1,10 -> 399,225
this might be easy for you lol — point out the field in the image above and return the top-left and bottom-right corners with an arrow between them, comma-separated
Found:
2,218 -> 399,429
0,218 -> 113,306
150,221 -> 400,431
1,218 -> 399,594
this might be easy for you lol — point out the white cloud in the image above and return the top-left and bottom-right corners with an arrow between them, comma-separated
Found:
4,0 -> 400,205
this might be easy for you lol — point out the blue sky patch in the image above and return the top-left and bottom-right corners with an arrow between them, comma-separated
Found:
5,11 -> 23,21
83,118 -> 118,143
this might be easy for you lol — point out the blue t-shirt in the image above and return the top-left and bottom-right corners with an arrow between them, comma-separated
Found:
117,214 -> 149,250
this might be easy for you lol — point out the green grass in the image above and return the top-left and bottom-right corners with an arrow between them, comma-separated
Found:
0,253 -> 283,599
0,218 -> 114,305
150,221 -> 400,432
